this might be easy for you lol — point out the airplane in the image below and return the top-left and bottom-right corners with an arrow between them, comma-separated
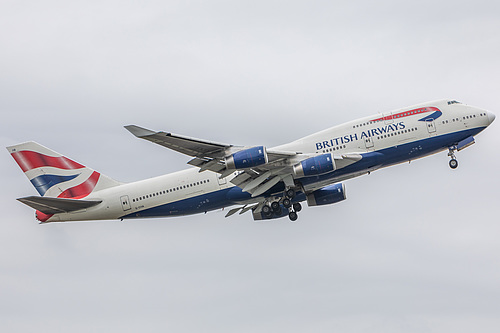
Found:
7,99 -> 495,223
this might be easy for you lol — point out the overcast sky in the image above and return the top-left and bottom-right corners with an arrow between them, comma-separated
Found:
1,1 -> 499,332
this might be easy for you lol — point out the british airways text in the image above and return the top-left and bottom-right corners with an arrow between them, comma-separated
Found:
315,122 -> 406,150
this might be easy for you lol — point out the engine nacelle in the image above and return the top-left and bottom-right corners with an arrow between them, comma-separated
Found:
306,183 -> 346,206
225,146 -> 268,170
293,153 -> 336,178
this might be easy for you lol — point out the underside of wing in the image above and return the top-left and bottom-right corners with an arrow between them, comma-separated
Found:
17,196 -> 102,215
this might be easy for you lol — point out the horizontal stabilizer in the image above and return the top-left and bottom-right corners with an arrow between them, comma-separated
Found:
17,196 -> 102,215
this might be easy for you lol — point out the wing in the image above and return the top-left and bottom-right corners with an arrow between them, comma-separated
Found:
124,125 -> 232,158
125,125 -> 361,197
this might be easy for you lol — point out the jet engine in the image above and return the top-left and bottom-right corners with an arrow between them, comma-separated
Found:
306,183 -> 346,206
225,146 -> 268,169
293,153 -> 336,178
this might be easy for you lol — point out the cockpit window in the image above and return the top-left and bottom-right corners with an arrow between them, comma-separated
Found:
447,100 -> 462,105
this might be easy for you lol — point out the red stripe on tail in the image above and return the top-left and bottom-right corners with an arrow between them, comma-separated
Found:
11,151 -> 85,172
58,171 -> 100,199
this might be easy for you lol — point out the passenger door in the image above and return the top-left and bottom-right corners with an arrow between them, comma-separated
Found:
120,195 -> 131,211
364,136 -> 374,149
426,119 -> 436,134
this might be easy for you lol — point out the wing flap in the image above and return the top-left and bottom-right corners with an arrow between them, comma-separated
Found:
230,172 -> 252,187
250,175 -> 283,197
17,196 -> 102,215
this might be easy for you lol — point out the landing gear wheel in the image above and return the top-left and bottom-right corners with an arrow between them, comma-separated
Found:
274,207 -> 283,216
449,159 -> 458,169
288,211 -> 298,221
271,201 -> 281,212
282,198 -> 291,208
285,189 -> 296,199
262,205 -> 271,215
293,202 -> 302,212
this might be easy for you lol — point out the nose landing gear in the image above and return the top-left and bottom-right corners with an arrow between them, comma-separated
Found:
449,159 -> 458,169
448,147 -> 458,169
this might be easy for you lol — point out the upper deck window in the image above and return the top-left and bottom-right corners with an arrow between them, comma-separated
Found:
447,100 -> 462,105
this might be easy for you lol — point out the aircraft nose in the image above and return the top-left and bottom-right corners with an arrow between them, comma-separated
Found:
487,111 -> 496,124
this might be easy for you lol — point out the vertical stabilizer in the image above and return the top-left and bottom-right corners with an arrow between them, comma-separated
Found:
7,141 -> 122,198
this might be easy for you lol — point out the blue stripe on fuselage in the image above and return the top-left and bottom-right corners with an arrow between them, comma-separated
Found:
121,126 -> 486,219
122,187 -> 247,219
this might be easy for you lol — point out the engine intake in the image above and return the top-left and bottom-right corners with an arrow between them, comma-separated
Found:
225,146 -> 268,169
293,153 -> 335,178
306,183 -> 346,206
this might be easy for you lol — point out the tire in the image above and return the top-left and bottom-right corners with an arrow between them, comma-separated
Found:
262,205 -> 271,214
282,198 -> 291,208
449,159 -> 458,169
286,189 -> 296,199
271,201 -> 280,212
293,202 -> 302,212
289,211 -> 298,221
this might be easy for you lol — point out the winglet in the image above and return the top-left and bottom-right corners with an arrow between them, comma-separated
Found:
124,125 -> 158,138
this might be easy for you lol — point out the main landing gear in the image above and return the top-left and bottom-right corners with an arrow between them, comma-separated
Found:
288,202 -> 302,221
283,188 -> 301,222
262,188 -> 302,221
448,147 -> 458,169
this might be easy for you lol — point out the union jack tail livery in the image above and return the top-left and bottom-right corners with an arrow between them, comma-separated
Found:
7,141 -> 121,198
7,142 -> 122,222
